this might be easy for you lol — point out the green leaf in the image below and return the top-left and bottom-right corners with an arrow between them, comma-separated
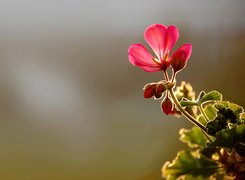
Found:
162,150 -> 221,180
179,126 -> 208,149
196,91 -> 206,101
197,104 -> 217,125
199,91 -> 222,104
214,101 -> 244,117
206,107 -> 239,135
210,124 -> 245,148
206,119 -> 225,136
179,99 -> 197,107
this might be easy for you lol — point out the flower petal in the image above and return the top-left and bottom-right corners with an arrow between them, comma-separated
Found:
170,43 -> 192,73
164,25 -> 179,55
144,24 -> 167,60
128,44 -> 161,72
139,65 -> 162,72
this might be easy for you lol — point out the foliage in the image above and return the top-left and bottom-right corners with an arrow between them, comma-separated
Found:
163,150 -> 222,180
162,89 -> 245,179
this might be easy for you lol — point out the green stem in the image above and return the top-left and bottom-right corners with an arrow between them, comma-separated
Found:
169,88 -> 211,142
198,105 -> 209,122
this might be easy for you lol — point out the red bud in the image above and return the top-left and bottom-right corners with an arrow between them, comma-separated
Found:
171,53 -> 187,73
171,44 -> 192,73
156,83 -> 167,94
143,83 -> 157,98
161,96 -> 173,115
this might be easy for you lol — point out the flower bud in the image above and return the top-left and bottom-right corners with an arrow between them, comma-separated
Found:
171,52 -> 187,73
153,83 -> 166,99
154,92 -> 163,99
161,96 -> 173,115
156,83 -> 167,94
171,44 -> 192,73
143,83 -> 157,98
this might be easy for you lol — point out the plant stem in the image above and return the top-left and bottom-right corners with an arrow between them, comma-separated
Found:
169,88 -> 211,142
198,105 -> 209,122
164,70 -> 169,81
171,70 -> 176,83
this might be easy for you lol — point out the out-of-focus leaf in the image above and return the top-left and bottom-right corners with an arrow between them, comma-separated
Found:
179,126 -> 207,149
162,150 -> 221,180
239,113 -> 245,124
197,104 -> 217,126
199,91 -> 222,104
201,146 -> 221,159
175,81 -> 196,102
210,124 -> 245,148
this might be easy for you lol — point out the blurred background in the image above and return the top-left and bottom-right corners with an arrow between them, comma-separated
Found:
0,0 -> 244,179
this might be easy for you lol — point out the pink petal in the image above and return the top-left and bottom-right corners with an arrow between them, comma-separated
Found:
144,24 -> 167,60
139,65 -> 162,72
170,43 -> 192,72
128,44 -> 161,72
164,25 -> 179,55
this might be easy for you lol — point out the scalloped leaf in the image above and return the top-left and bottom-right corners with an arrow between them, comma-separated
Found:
206,107 -> 240,135
197,104 -> 218,125
199,91 -> 222,104
179,126 -> 208,149
162,150 -> 221,180
214,101 -> 244,117
210,124 -> 245,148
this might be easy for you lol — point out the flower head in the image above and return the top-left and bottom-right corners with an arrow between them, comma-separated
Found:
128,24 -> 192,73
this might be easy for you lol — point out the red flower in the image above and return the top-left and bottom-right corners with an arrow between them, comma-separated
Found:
128,24 -> 192,73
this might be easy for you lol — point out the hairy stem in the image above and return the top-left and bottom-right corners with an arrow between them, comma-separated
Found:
198,105 -> 209,122
169,88 -> 211,142
164,70 -> 169,81
171,70 -> 176,83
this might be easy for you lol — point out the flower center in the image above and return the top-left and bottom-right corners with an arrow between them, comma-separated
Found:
152,57 -> 162,65
163,53 -> 169,62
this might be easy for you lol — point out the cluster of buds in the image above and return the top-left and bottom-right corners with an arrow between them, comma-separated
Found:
143,81 -> 197,116
143,81 -> 177,115
143,81 -> 167,99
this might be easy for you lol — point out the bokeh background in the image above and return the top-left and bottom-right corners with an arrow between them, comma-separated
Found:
0,0 -> 244,179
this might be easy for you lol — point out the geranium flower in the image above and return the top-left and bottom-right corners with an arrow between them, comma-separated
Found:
128,24 -> 192,73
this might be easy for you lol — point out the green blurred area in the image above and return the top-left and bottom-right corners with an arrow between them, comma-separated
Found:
0,0 -> 244,179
